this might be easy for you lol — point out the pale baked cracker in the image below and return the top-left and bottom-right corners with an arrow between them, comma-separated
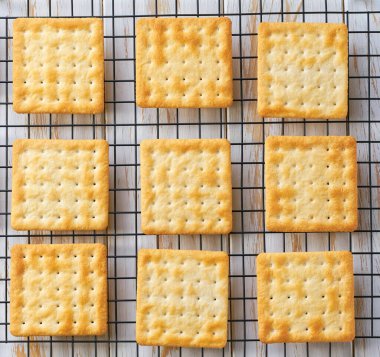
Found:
13,18 -> 104,114
136,249 -> 229,348
257,251 -> 355,343
10,243 -> 108,336
11,139 -> 109,231
140,139 -> 232,235
258,22 -> 348,119
265,136 -> 357,232
136,17 -> 233,108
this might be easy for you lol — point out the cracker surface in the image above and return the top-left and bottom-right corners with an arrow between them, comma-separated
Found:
10,243 -> 108,336
140,139 -> 232,235
136,249 -> 229,348
258,22 -> 348,119
13,18 -> 104,114
136,17 -> 233,108
265,136 -> 357,232
11,139 -> 109,231
257,251 -> 355,343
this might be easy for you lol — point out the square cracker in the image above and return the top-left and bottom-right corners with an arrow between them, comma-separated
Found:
136,249 -> 229,348
265,136 -> 357,232
13,18 -> 104,114
257,251 -> 355,343
10,243 -> 108,336
11,139 -> 109,231
136,17 -> 233,108
258,22 -> 348,119
140,139 -> 232,235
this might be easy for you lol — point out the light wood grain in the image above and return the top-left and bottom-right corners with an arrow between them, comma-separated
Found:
345,2 -> 380,356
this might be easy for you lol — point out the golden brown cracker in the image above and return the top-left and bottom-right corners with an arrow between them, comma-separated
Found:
13,18 -> 104,113
11,139 -> 109,230
140,139 -> 232,235
136,249 -> 229,348
257,251 -> 355,343
258,22 -> 348,119
10,243 -> 108,336
136,17 -> 233,108
265,136 -> 357,232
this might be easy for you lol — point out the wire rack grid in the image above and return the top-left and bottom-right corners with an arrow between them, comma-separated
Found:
0,0 -> 379,356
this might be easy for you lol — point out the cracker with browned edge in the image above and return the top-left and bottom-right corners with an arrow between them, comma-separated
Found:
13,18 -> 104,114
11,139 -> 109,231
140,139 -> 232,235
136,17 -> 233,108
257,251 -> 355,343
258,22 -> 348,119
10,244 -> 108,336
265,136 -> 357,232
136,249 -> 229,348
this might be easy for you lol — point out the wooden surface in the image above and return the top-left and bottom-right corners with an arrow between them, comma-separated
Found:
0,0 -> 379,356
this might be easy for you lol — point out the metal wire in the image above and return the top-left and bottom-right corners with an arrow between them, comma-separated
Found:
0,1 -> 379,356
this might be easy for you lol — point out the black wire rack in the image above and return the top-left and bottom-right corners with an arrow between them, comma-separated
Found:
0,0 -> 379,356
